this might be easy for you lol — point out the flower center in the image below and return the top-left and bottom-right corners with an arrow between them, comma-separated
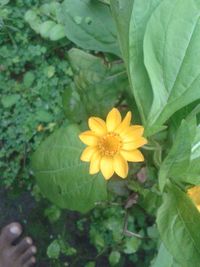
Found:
98,133 -> 122,156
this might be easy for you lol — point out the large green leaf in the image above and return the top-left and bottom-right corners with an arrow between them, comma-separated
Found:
157,183 -> 200,267
159,120 -> 191,191
128,0 -> 162,124
68,48 -> 128,118
58,0 -> 120,56
111,0 -> 163,124
32,125 -> 107,213
144,0 -> 200,135
151,243 -> 180,267
110,0 -> 142,122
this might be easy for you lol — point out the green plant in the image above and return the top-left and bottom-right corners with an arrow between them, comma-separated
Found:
31,0 -> 200,266
0,0 -> 71,187
2,0 -> 200,266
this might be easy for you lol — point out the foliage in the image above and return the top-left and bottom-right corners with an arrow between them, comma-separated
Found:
1,0 -> 200,266
157,183 -> 200,267
0,0 -> 71,187
32,125 -> 107,212
58,0 -> 120,56
25,1 -> 66,41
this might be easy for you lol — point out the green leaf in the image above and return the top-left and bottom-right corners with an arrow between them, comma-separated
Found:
111,0 -> 163,126
62,82 -> 86,123
32,125 -> 107,213
159,120 -> 191,191
123,237 -> 141,254
40,2 -> 61,19
110,0 -> 134,66
169,103 -> 200,143
168,105 -> 200,185
50,2 -> 61,17
39,21 -> 56,38
139,187 -> 162,215
24,10 -> 41,34
23,71 -> 35,87
40,3 -> 52,15
144,0 -> 200,135
0,0 -> 9,6
151,243 -> 180,267
24,10 -> 37,22
44,205 -> 61,223
58,239 -> 77,256
91,231 -> 105,249
47,240 -> 61,259
1,94 -> 20,108
45,66 -> 55,78
49,24 -> 65,41
35,109 -> 53,122
68,48 -> 127,117
109,251 -> 121,266
85,262 -> 95,267
58,0 -> 120,55
157,183 -> 200,267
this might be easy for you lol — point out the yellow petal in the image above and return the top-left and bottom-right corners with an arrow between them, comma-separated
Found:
114,154 -> 128,178
123,137 -> 147,150
89,151 -> 101,174
120,149 -> 144,162
106,108 -> 122,132
80,146 -> 97,162
79,131 -> 99,146
120,125 -> 144,140
115,111 -> 132,134
88,117 -> 107,136
100,156 -> 114,180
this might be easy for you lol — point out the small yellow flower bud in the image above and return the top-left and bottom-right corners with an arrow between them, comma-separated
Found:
37,124 -> 44,132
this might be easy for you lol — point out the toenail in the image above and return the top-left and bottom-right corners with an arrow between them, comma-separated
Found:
26,237 -> 32,244
10,225 -> 21,235
31,246 -> 37,253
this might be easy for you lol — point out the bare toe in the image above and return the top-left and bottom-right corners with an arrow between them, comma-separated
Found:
0,223 -> 37,267
0,223 -> 22,248
13,237 -> 33,257
23,256 -> 36,267
20,246 -> 37,265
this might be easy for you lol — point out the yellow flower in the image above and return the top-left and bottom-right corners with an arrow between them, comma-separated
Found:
79,108 -> 147,180
187,186 -> 200,211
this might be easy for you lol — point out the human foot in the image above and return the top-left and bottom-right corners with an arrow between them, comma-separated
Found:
0,223 -> 36,267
